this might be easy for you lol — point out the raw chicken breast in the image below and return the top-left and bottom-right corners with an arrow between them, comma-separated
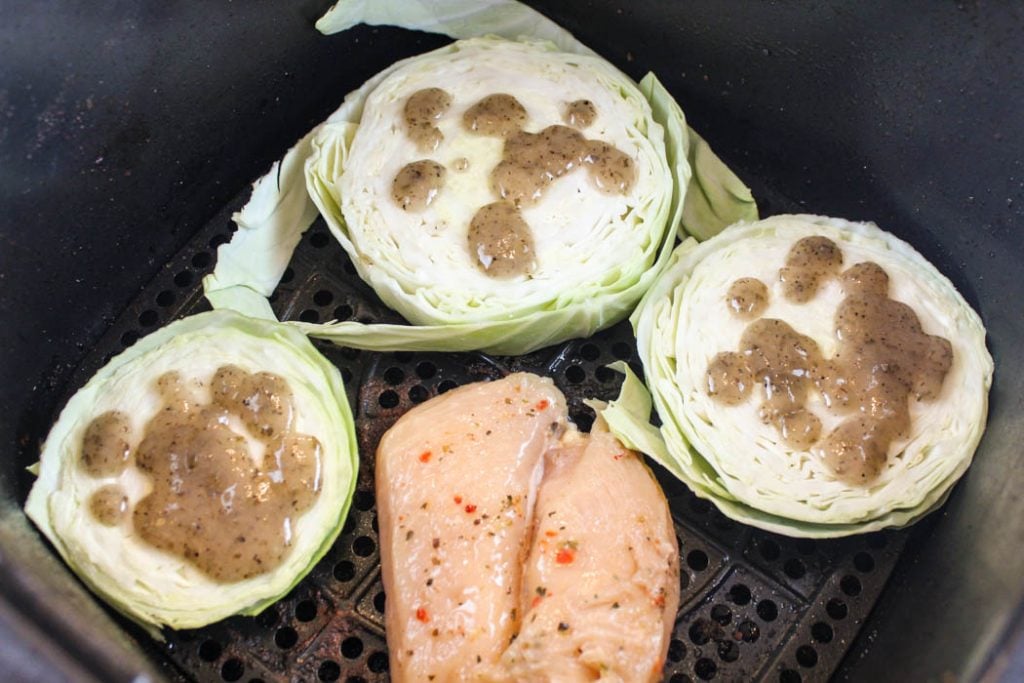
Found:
500,416 -> 680,682
376,373 -> 570,682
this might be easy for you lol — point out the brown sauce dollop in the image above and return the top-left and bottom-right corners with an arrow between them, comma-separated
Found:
80,411 -> 132,476
707,319 -> 824,450
79,367 -> 323,582
467,201 -> 536,278
393,91 -> 636,278
403,87 -> 452,152
457,92 -> 635,279
780,236 -> 844,303
564,99 -> 597,128
819,263 -> 953,481
705,236 -> 954,484
463,93 -> 528,137
492,125 -> 636,207
726,278 -> 769,319
705,352 -> 755,406
393,160 -> 447,212
584,140 -> 637,195
89,484 -> 130,526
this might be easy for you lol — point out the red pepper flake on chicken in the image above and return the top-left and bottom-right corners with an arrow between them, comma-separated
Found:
375,373 -> 679,682
376,374 -> 569,681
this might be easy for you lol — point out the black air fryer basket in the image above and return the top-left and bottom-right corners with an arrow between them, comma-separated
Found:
2,2 -> 1022,682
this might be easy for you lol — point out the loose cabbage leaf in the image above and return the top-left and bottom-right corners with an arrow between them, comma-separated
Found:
202,50 -> 420,318
316,0 -> 590,56
681,127 -> 758,240
203,128 -> 321,321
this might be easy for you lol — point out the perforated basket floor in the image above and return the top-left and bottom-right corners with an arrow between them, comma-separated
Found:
42,188 -> 908,683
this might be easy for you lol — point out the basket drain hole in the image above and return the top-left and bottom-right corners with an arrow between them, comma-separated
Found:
353,490 -> 375,511
811,621 -> 834,643
341,636 -> 363,659
383,367 -> 405,385
694,657 -> 717,680
611,341 -> 632,359
728,583 -> 751,605
688,619 -> 715,645
318,661 -> 341,681
295,599 -> 317,622
352,536 -> 376,557
717,640 -> 739,662
579,343 -> 601,361
334,560 -> 355,582
796,645 -> 818,668
736,620 -> 760,643
840,575 -> 862,596
565,365 -> 586,383
367,651 -> 389,673
686,549 -> 709,572
826,598 -> 847,620
220,658 -> 244,681
198,639 -> 222,662
783,558 -> 806,579
415,361 -> 437,379
756,599 -> 778,622
274,627 -> 298,649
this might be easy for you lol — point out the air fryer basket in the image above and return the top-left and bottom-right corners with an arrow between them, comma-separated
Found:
1,2 -> 1022,683
54,197 -> 901,683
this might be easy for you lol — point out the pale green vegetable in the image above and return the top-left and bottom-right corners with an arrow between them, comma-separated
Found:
681,127 -> 758,240
24,311 -> 358,631
302,37 -> 680,354
203,0 -> 757,355
316,0 -> 758,240
316,0 -> 588,55
203,129 -> 321,321
315,0 -> 757,240
601,215 -> 993,537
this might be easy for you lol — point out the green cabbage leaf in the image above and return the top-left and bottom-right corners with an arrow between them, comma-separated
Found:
24,311 -> 358,631
601,215 -> 993,537
203,0 -> 756,355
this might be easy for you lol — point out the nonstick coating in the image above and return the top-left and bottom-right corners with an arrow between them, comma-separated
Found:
1,2 -> 1022,682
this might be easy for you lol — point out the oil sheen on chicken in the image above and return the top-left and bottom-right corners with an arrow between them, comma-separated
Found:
376,373 -> 679,681
376,373 -> 569,681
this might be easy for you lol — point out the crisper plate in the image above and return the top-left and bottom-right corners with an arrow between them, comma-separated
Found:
37,187 -> 908,683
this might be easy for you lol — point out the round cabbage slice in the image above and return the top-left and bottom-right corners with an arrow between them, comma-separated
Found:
302,36 -> 683,353
603,215 -> 993,537
24,310 -> 357,630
